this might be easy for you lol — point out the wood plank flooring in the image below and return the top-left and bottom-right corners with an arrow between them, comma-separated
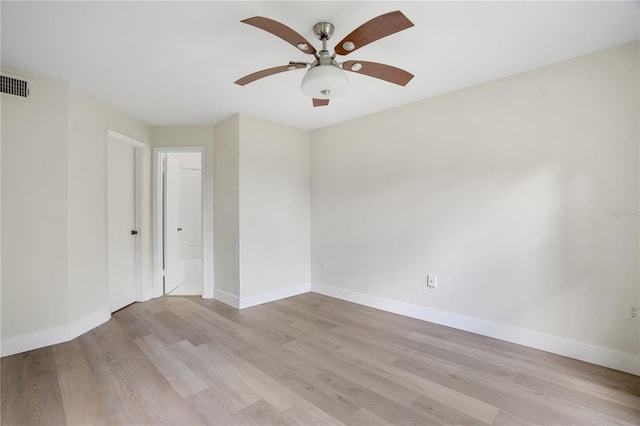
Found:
2,293 -> 639,425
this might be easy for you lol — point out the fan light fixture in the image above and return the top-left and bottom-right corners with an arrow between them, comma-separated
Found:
235,12 -> 415,107
300,64 -> 350,99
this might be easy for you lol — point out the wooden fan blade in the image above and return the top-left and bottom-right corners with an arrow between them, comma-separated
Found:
234,64 -> 306,86
334,11 -> 414,56
343,61 -> 413,86
313,98 -> 330,107
242,17 -> 317,55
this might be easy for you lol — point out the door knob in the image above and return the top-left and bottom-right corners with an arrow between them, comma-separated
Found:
131,230 -> 138,235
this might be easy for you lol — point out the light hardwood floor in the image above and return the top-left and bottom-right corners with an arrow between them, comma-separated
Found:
2,293 -> 639,425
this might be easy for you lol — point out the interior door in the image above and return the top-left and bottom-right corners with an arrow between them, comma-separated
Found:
107,139 -> 137,312
163,154 -> 181,294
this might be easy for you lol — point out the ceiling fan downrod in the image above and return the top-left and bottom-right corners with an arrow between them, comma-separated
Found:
312,22 -> 335,59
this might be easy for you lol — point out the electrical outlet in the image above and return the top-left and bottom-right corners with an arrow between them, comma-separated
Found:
626,305 -> 640,321
427,274 -> 437,289
320,260 -> 328,270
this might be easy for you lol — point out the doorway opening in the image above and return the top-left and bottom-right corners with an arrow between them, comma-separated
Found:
153,148 -> 204,297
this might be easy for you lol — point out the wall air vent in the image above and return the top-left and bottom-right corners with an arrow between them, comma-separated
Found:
1,74 -> 29,98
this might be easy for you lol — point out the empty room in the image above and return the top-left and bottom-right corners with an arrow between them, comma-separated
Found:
1,1 -> 639,425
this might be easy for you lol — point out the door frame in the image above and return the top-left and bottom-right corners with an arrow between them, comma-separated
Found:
152,147 -> 206,298
106,129 -> 146,306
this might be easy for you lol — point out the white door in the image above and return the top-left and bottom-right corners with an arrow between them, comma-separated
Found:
108,139 -> 137,312
163,154 -> 181,294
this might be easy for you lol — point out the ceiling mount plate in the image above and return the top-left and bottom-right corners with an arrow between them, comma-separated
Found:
313,22 -> 334,40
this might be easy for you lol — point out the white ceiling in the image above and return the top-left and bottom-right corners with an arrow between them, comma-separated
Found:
2,1 -> 638,130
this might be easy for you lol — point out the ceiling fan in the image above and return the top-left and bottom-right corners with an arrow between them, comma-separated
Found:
234,11 -> 415,107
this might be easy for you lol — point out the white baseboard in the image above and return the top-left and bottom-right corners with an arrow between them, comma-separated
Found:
213,283 -> 311,309
311,283 -> 640,376
213,288 -> 239,308
4,282 -> 637,376
239,283 -> 311,309
140,288 -> 155,303
68,309 -> 110,338
203,279 -> 214,299
1,309 -> 110,357
2,323 -> 70,357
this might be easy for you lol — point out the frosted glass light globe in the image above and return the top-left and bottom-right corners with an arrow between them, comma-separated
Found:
301,65 -> 350,99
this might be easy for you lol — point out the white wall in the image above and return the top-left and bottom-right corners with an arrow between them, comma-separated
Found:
1,69 -> 151,356
151,126 -> 214,298
68,86 -> 151,327
3,42 -> 636,376
212,114 -> 311,308
1,71 -> 70,351
213,115 -> 240,303
238,114 -> 311,303
311,42 -> 639,372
